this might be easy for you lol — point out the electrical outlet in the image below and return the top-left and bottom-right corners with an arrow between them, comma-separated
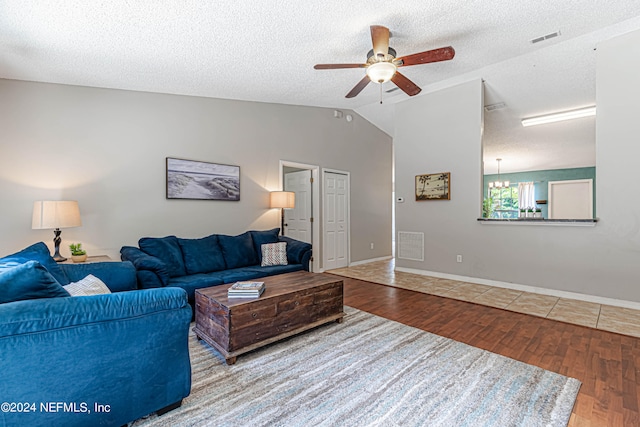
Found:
370,243 -> 375,250
456,255 -> 463,263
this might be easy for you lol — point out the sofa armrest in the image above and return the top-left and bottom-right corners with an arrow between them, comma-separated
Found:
59,261 -> 137,292
120,246 -> 169,288
0,288 -> 191,426
279,236 -> 312,271
0,288 -> 190,337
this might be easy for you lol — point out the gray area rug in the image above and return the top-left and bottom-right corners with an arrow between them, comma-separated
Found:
133,307 -> 580,427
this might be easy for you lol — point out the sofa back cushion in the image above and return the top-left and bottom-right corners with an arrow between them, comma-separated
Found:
0,261 -> 70,304
0,242 -> 70,285
138,236 -> 186,278
250,228 -> 280,263
178,235 -> 226,275
218,232 -> 259,269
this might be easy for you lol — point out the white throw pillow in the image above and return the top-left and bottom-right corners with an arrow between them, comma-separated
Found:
63,274 -> 111,296
261,242 -> 288,267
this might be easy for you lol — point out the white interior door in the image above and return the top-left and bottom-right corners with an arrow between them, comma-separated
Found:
283,170 -> 312,243
324,171 -> 349,270
548,179 -> 593,219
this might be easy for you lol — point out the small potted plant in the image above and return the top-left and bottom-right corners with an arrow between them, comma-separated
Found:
69,243 -> 87,263
527,208 -> 534,218
535,207 -> 542,218
519,208 -> 526,219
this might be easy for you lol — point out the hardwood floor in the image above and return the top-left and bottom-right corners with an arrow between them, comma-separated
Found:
340,275 -> 640,426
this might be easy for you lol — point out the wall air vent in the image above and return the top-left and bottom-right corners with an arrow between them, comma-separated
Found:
484,102 -> 506,112
531,30 -> 561,44
397,231 -> 424,261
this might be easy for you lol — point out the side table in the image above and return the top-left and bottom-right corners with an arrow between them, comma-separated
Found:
60,255 -> 113,264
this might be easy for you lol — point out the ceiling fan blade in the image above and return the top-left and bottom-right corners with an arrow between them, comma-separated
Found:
346,76 -> 371,98
314,63 -> 366,70
396,46 -> 455,67
391,72 -> 421,97
370,25 -> 390,59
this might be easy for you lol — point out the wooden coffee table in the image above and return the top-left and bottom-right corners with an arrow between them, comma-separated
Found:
193,271 -> 344,364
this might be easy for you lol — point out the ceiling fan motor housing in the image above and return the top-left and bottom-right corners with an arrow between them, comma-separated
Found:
367,47 -> 397,62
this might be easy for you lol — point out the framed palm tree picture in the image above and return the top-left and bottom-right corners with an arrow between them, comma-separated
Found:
415,172 -> 450,201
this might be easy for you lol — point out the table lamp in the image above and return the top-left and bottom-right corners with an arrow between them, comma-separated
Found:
32,200 -> 82,262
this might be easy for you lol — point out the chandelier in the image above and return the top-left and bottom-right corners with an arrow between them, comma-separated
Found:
488,158 -> 509,189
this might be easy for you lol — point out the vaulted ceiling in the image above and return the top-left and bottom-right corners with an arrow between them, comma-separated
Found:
2,1 -> 640,173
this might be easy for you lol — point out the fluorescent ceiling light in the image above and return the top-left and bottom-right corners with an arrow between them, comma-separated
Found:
521,106 -> 596,127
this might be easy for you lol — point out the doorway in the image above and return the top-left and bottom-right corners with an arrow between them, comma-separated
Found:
283,169 -> 312,243
279,160 -> 320,272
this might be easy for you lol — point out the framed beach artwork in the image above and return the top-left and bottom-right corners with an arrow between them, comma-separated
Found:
166,157 -> 240,201
415,172 -> 450,201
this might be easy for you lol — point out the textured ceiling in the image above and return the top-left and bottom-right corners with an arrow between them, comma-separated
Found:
2,1 -> 640,173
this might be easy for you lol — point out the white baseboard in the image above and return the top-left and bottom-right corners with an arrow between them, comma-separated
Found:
395,266 -> 640,311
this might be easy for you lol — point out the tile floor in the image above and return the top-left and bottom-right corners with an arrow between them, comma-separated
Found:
328,258 -> 640,338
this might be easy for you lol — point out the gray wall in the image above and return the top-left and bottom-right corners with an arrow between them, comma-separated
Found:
394,28 -> 640,304
0,80 -> 392,264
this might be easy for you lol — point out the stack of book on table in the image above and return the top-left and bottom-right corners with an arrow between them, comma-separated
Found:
227,281 -> 265,298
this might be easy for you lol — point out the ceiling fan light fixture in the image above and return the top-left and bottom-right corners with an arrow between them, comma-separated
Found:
366,62 -> 397,83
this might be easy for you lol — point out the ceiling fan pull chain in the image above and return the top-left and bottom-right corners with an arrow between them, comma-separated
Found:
380,84 -> 383,104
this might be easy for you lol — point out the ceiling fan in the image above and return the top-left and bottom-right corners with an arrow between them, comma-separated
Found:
314,25 -> 455,99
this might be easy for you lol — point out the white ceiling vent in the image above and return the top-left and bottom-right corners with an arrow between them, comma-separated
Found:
530,30 -> 561,44
484,102 -> 506,112
397,231 -> 424,261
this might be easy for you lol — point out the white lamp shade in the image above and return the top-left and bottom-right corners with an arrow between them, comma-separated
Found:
32,201 -> 82,229
366,62 -> 397,83
270,191 -> 295,209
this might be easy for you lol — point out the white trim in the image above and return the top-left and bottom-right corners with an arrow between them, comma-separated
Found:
322,168 -> 351,269
349,256 -> 393,267
478,220 -> 597,227
395,266 -> 640,310
279,160 -> 320,273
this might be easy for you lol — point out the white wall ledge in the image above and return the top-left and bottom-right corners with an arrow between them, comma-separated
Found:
477,218 -> 598,227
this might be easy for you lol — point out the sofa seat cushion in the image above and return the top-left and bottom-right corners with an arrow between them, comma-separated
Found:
168,274 -> 226,304
178,235 -> 226,275
0,242 -> 70,285
250,228 -> 280,262
214,267 -> 267,284
139,236 -> 186,278
0,261 -> 70,304
218,232 -> 259,269
243,264 -> 304,276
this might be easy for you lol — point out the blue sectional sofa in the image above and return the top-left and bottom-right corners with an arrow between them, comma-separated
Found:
120,228 -> 312,309
0,242 -> 192,427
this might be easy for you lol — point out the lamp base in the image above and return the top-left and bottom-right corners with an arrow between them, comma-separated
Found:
280,208 -> 285,236
52,228 -> 67,263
